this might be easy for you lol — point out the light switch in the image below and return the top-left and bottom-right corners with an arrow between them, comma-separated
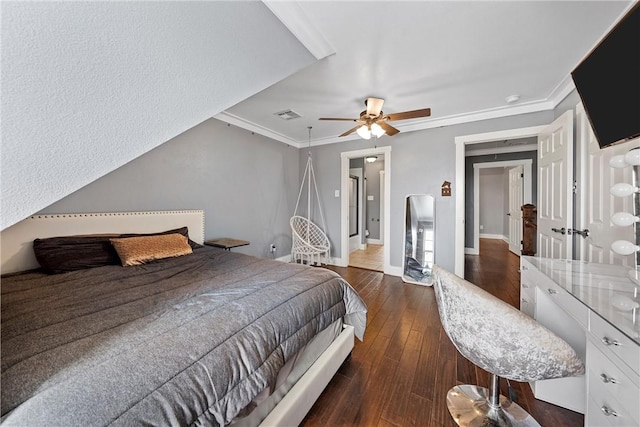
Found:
334,190 -> 340,197
367,195 -> 374,201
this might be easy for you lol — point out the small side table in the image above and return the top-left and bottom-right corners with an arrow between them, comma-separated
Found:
204,238 -> 250,251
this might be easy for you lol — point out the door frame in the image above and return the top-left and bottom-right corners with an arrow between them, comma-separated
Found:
454,126 -> 545,276
468,159 -> 533,255
340,146 -> 391,272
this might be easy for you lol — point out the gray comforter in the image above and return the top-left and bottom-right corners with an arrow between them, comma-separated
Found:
1,247 -> 367,426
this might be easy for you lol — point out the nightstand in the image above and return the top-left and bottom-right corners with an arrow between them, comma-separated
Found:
204,238 -> 250,251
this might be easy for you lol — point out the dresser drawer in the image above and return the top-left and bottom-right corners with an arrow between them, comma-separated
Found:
587,339 -> 640,425
520,295 -> 535,318
520,281 -> 535,319
588,380 -> 638,426
586,394 -> 614,427
541,278 -> 589,329
590,312 -> 640,375
520,259 -> 589,328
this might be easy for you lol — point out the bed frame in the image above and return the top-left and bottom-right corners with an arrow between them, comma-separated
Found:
0,210 -> 354,425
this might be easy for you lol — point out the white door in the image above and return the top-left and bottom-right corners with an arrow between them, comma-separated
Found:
379,170 -> 385,244
508,165 -> 524,254
575,103 -> 637,267
348,167 -> 363,252
537,111 -> 573,260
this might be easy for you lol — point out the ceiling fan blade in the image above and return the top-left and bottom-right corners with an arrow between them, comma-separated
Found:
339,124 -> 362,137
386,108 -> 431,121
378,121 -> 400,136
319,117 -> 359,122
365,98 -> 384,117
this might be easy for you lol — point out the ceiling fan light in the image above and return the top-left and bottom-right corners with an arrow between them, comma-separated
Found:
356,125 -> 371,140
371,123 -> 386,138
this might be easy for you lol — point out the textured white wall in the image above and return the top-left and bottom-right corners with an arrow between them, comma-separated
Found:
1,1 -> 314,230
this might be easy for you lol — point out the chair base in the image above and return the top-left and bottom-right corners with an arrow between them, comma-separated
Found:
446,385 -> 540,427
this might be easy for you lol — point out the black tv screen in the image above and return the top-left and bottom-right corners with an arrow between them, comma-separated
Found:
571,4 -> 639,149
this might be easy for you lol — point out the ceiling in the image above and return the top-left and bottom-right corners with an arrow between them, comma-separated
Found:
217,1 -> 632,147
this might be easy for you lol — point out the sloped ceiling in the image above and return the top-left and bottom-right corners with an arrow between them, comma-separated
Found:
1,1 -> 319,230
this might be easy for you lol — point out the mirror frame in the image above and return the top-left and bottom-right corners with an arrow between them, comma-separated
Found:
402,194 -> 435,286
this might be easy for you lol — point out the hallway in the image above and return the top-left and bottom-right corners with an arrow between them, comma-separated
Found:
349,244 -> 383,272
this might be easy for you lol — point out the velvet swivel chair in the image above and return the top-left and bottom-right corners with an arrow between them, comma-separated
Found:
431,265 -> 584,427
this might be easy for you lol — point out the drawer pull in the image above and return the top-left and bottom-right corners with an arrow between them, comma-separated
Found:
601,406 -> 618,417
600,373 -> 618,384
601,336 -> 621,347
522,283 -> 529,289
521,298 -> 528,304
547,288 -> 558,295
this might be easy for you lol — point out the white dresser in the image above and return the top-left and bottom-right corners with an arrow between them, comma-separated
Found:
520,257 -> 639,427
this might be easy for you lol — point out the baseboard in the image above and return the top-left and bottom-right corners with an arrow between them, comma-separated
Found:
479,233 -> 505,240
465,247 -> 479,255
275,254 -> 292,262
386,265 -> 402,277
366,238 -> 383,245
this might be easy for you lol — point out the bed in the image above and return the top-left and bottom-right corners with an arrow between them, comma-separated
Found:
0,210 -> 367,426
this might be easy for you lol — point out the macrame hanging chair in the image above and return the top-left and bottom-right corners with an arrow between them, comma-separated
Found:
291,127 -> 330,266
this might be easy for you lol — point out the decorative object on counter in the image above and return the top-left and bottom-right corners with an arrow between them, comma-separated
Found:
432,265 -> 584,427
609,147 -> 640,288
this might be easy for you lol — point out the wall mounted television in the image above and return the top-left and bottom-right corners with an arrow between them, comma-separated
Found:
571,3 -> 639,149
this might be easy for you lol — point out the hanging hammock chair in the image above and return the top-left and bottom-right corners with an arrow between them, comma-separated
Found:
291,127 -> 330,266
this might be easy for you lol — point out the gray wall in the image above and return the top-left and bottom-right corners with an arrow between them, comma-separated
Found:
479,168 -> 506,236
303,110 -> 553,272
39,98 -> 571,272
40,118 -> 300,259
555,89 -> 582,119
464,150 -> 538,247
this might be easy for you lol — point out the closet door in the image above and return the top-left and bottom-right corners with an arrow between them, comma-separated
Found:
575,102 -> 636,267
507,165 -> 524,255
537,111 -> 573,260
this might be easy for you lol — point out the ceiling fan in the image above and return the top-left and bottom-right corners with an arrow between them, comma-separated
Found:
319,97 -> 431,139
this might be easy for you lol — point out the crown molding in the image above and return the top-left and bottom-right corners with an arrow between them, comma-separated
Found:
262,1 -> 335,60
217,98 -> 557,149
214,111 -> 301,147
547,73 -> 576,108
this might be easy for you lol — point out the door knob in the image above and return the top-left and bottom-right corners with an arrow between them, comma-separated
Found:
570,228 -> 590,238
551,227 -> 566,235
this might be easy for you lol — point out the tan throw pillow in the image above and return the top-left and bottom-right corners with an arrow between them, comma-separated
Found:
110,234 -> 193,266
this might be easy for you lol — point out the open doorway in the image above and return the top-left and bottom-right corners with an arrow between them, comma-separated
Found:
470,159 -> 533,256
348,156 -> 385,271
340,146 -> 391,273
454,126 -> 545,276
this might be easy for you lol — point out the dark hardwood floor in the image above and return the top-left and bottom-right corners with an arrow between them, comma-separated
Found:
300,239 -> 583,427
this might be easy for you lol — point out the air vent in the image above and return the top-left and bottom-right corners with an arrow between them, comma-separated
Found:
274,109 -> 302,120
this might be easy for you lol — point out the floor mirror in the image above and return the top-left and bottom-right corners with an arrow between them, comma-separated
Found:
403,194 -> 435,285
